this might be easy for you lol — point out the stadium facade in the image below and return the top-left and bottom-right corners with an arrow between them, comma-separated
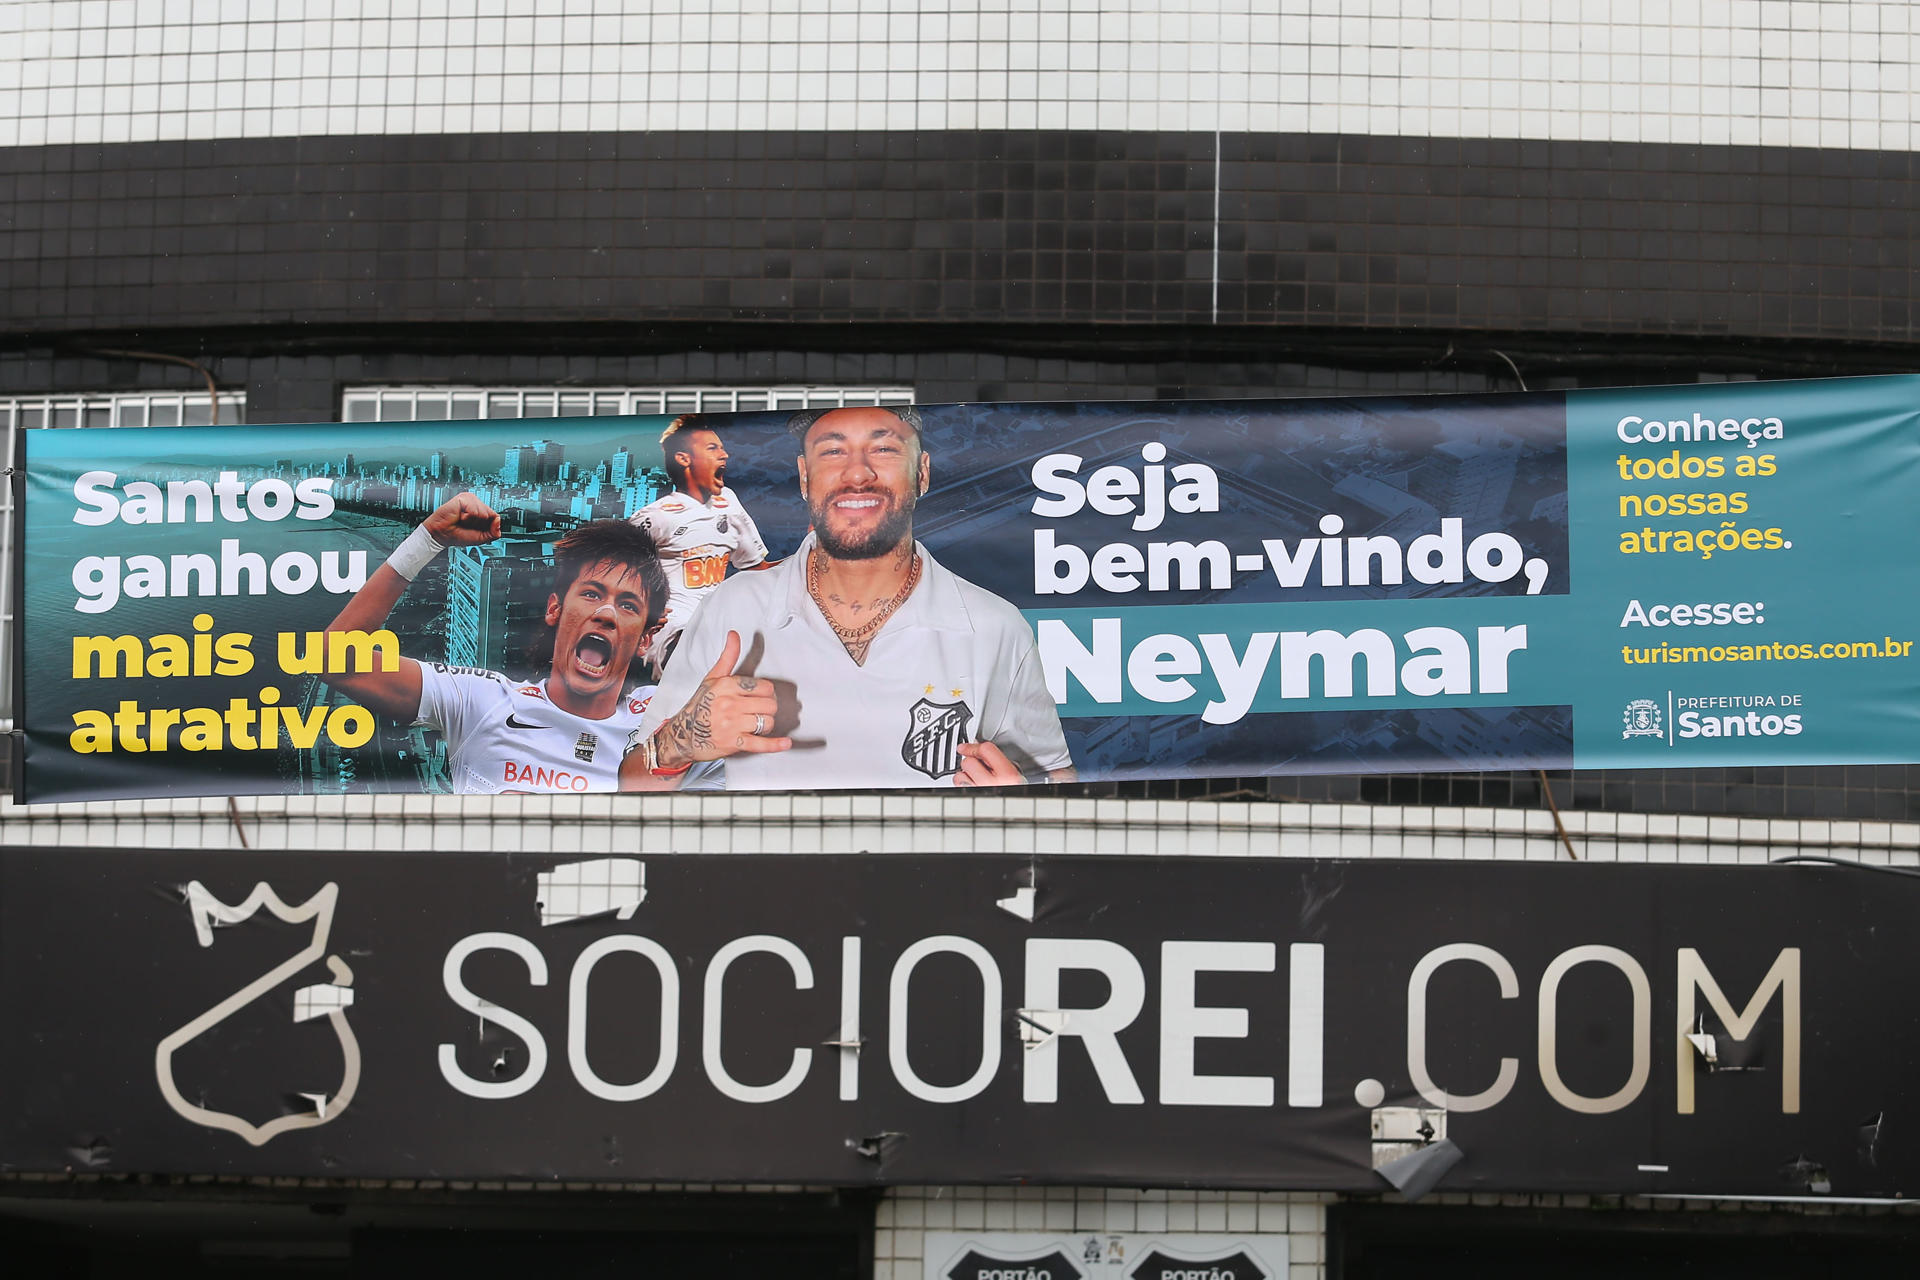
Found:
3,2 -> 1918,1274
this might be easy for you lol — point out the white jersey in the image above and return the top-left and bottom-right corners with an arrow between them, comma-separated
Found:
637,535 -> 1071,790
415,663 -> 655,794
629,486 -> 769,652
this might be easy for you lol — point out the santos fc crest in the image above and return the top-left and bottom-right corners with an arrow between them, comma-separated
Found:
903,697 -> 973,779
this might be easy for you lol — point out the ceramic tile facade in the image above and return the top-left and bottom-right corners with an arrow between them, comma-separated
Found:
8,130 -> 1916,343
6,0 -> 1920,1257
3,1 -> 1915,150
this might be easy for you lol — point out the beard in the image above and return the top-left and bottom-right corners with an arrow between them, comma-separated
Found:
811,489 -> 916,560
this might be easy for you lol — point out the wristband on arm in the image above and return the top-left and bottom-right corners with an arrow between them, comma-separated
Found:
625,727 -> 692,777
386,523 -> 447,582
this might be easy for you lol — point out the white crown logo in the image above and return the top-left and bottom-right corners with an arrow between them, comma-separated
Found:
153,882 -> 361,1147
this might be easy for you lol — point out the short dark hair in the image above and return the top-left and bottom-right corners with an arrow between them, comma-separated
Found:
658,415 -> 715,490
526,520 -> 670,688
786,404 -> 925,451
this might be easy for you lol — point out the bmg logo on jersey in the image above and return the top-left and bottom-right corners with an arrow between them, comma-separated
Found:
681,551 -> 731,588
904,696 -> 973,778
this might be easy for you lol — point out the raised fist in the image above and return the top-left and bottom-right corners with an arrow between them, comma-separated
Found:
423,493 -> 502,546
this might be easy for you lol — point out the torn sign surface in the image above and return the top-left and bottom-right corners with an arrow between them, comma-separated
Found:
536,857 -> 647,926
153,882 -> 362,1148
3,850 -> 1916,1194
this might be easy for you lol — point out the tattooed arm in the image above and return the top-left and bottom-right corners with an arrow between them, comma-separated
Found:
619,631 -> 790,788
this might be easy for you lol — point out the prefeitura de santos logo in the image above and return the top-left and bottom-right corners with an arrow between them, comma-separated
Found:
1622,698 -> 1664,740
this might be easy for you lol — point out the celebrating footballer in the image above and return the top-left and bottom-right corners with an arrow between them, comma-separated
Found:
322,493 -> 787,794
628,414 -> 777,677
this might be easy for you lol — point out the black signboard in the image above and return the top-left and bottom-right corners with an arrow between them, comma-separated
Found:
1131,1250 -> 1267,1280
946,1248 -> 1084,1280
2,850 -> 1909,1196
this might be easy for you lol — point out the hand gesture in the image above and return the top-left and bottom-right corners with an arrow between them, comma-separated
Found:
653,631 -> 793,767
954,740 -> 1027,787
423,493 -> 502,546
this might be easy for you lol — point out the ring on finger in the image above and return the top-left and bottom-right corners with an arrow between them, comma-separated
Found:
753,713 -> 768,736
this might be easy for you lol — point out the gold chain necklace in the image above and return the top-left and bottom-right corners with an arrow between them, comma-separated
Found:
807,547 -> 922,656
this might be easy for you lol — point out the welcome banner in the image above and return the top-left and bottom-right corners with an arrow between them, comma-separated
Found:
19,376 -> 1920,801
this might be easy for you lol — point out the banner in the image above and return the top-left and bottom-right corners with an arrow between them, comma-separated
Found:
1,849 -> 1909,1194
20,376 -> 1920,800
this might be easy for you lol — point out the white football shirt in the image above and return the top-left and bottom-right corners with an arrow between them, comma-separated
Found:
636,536 -> 1071,790
629,486 -> 769,652
415,663 -> 655,794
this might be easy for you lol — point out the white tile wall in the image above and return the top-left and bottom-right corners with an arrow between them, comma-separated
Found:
4,788 -> 1914,864
2,0 -> 1914,150
878,1190 -> 1332,1280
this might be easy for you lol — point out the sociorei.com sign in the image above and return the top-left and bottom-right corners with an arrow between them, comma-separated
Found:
18,376 -> 1920,800
0,850 -> 1906,1195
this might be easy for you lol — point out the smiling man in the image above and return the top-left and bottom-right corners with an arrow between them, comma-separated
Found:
627,405 -> 1074,790
325,493 -> 779,794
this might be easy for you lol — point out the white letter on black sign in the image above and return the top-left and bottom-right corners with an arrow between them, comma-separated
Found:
889,936 -> 1002,1103
1289,942 -> 1325,1108
1022,938 -> 1146,1104
569,935 -> 679,1102
439,932 -> 549,1100
703,934 -> 814,1103
1676,947 -> 1800,1115
1159,941 -> 1275,1107
839,937 -> 862,1102
1408,943 -> 1518,1112
1538,944 -> 1650,1115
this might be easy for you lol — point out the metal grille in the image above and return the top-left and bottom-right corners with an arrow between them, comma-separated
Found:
340,385 -> 916,422
0,392 -> 243,731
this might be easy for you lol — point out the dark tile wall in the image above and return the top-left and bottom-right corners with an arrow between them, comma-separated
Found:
3,131 -> 1916,344
1220,134 -> 1920,337
1261,765 -> 1920,823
